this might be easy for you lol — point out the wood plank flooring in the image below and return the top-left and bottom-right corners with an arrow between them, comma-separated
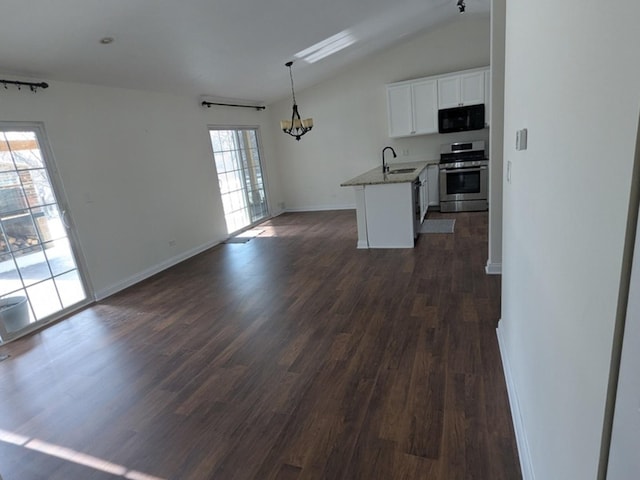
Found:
0,210 -> 521,480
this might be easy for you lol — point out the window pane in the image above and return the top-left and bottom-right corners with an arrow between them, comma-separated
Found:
15,246 -> 51,287
223,151 -> 237,173
218,173 -> 230,194
32,206 -> 66,243
0,254 -> 22,297
44,238 -> 78,276
0,172 -> 28,215
210,131 -> 222,152
2,211 -> 39,252
0,135 -> 16,172
55,270 -> 85,309
19,169 -> 55,207
218,131 -> 235,151
0,230 -> 10,255
26,279 -> 61,320
213,152 -> 225,173
4,131 -> 44,169
221,194 -> 232,213
248,132 -> 258,151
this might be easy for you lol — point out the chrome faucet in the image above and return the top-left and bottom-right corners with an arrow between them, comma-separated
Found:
382,146 -> 397,173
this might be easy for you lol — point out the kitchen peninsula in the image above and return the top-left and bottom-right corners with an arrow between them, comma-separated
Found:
341,160 -> 439,248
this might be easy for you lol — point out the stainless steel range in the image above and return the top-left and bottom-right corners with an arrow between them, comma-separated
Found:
439,140 -> 488,213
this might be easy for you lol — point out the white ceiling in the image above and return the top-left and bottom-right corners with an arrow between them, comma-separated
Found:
0,0 -> 490,105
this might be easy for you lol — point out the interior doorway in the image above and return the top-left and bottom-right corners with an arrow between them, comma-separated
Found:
208,128 -> 269,234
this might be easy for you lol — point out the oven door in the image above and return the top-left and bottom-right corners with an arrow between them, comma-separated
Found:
439,165 -> 488,202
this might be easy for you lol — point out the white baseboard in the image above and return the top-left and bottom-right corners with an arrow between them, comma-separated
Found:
95,239 -> 221,300
284,204 -> 354,212
496,321 -> 536,480
485,261 -> 502,275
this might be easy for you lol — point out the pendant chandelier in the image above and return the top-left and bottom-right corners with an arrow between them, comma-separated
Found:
280,61 -> 313,141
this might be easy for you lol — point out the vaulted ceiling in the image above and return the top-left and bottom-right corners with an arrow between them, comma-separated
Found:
0,0 -> 490,104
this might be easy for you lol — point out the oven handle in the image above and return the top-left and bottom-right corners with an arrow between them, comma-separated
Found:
441,166 -> 488,173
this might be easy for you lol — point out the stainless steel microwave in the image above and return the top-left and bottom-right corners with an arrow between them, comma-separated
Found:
438,104 -> 485,133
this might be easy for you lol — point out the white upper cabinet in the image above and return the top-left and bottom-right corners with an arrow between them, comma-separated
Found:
412,79 -> 438,135
387,79 -> 438,138
436,76 -> 461,110
387,84 -> 413,137
438,71 -> 485,109
460,71 -> 485,105
386,67 -> 490,138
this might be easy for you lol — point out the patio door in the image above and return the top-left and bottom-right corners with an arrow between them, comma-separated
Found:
209,128 -> 269,234
0,125 -> 89,343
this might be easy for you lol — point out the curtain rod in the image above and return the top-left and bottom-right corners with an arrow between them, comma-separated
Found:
0,79 -> 49,92
201,100 -> 265,111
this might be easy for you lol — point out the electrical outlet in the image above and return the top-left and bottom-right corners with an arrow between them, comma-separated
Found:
402,149 -> 410,156
168,240 -> 176,247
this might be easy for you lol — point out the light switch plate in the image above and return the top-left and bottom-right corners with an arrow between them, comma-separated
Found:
516,129 -> 528,151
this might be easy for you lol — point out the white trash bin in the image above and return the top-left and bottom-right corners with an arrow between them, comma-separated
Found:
0,296 -> 30,334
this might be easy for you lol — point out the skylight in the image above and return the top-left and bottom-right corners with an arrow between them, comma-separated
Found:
294,30 -> 356,64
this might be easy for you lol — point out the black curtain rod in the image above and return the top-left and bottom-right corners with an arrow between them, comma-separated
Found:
0,79 -> 49,91
201,100 -> 265,111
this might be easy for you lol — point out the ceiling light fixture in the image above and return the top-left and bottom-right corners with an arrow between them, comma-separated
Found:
280,61 -> 313,141
457,0 -> 466,13
100,37 -> 114,45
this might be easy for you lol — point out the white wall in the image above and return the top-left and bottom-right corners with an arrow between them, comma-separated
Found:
499,0 -> 640,478
0,79 -> 282,299
267,15 -> 491,211
487,0 -> 505,274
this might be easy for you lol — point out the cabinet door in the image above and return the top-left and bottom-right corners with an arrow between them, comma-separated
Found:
427,164 -> 440,206
460,71 -> 485,106
484,69 -> 491,127
412,79 -> 438,135
419,169 -> 429,221
387,84 -> 413,137
437,76 -> 461,109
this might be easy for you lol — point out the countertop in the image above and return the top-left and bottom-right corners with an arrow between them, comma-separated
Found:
340,160 -> 439,187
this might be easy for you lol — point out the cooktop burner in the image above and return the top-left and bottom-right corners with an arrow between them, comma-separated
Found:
439,140 -> 488,168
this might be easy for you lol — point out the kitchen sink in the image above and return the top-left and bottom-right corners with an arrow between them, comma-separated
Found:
388,168 -> 416,174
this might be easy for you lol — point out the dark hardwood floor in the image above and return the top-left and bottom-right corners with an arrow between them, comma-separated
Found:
0,210 -> 521,480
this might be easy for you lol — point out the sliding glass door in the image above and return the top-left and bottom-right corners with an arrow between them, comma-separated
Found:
0,125 -> 89,343
209,128 -> 269,234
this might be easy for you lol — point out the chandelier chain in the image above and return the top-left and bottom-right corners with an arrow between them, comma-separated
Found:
288,64 -> 297,106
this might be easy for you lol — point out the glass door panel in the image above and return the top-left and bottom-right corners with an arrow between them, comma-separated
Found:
209,128 -> 269,234
0,128 -> 88,343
